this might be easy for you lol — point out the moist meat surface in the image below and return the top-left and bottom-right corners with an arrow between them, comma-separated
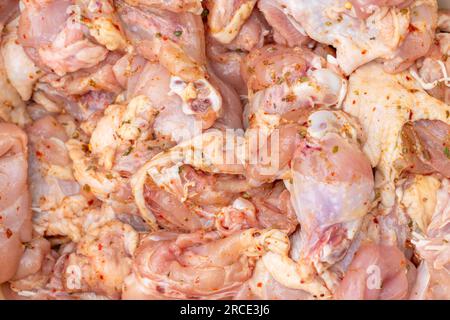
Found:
0,0 -> 449,300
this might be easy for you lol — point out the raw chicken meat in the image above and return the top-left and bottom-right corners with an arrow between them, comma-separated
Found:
131,130 -> 247,231
410,179 -> 450,299
411,17 -> 450,103
2,18 -> 42,101
123,0 -> 203,14
122,228 -> 289,299
0,124 -> 32,284
0,1 -> 29,125
335,243 -> 414,299
237,260 -> 312,300
61,220 -> 138,299
271,0 -> 437,74
288,111 -> 374,267
0,0 -> 18,36
257,0 -> 310,47
117,2 -> 223,128
9,237 -> 56,293
27,115 -> 81,214
241,45 -> 347,128
343,62 -> 450,207
253,110 -> 374,298
206,38 -> 248,96
0,0 -> 449,302
0,49 -> 28,125
205,0 -> 258,44
18,0 -> 126,76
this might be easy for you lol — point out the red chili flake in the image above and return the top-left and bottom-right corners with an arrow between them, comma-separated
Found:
373,217 -> 379,224
361,49 -> 367,55
88,199 -> 94,206
408,24 -> 418,32
5,228 -> 13,238
36,150 -> 43,157
406,76 -> 412,81
257,282 -> 263,288
352,100 -> 356,105
99,274 -> 104,280
98,243 -> 103,251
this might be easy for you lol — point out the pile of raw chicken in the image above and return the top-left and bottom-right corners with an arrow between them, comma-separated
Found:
0,0 -> 449,300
